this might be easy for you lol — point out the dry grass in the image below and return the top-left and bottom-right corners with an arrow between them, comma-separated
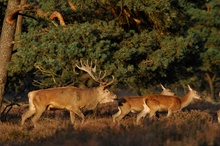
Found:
0,101 -> 220,146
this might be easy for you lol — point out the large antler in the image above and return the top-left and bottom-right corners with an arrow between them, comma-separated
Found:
75,60 -> 114,87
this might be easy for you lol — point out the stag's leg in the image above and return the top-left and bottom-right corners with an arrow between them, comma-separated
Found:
72,108 -> 85,124
69,111 -> 76,125
136,104 -> 150,124
21,99 -> 36,126
21,109 -> 36,126
112,107 -> 122,123
32,105 -> 46,128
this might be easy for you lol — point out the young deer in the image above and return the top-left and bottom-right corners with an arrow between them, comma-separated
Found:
137,85 -> 201,123
112,84 -> 175,124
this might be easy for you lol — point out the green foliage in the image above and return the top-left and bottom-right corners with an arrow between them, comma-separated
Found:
5,0 -> 220,96
117,0 -> 190,34
186,0 -> 220,94
8,21 -> 124,88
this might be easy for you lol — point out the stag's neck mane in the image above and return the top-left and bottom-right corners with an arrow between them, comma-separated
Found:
88,86 -> 104,101
179,92 -> 193,109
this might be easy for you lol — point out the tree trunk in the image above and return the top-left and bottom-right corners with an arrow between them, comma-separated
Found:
205,73 -> 214,100
0,0 -> 20,117
13,0 -> 27,51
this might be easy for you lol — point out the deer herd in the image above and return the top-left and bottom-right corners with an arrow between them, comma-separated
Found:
20,60 -> 220,128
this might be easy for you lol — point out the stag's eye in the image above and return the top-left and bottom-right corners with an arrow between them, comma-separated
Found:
105,89 -> 109,93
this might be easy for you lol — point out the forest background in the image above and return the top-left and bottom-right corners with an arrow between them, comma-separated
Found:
0,0 -> 220,145
0,0 -> 220,104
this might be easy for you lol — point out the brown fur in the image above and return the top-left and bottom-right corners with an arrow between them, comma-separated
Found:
21,60 -> 117,128
21,86 -> 116,128
112,85 -> 175,124
139,85 -> 202,123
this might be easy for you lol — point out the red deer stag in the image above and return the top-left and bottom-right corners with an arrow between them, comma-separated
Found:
112,84 -> 175,124
21,60 -> 117,128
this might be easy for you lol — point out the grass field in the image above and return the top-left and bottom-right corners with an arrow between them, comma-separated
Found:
0,100 -> 220,146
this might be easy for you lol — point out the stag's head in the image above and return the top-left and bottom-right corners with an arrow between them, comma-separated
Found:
98,87 -> 117,103
76,60 -> 117,103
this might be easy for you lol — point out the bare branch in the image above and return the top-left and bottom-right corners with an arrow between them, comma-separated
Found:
6,3 -> 36,24
49,11 -> 66,26
123,9 -> 141,24
32,80 -> 50,88
0,96 -> 21,122
68,0 -> 77,11
35,65 -> 58,77
206,4 -> 211,12
133,18 -> 141,24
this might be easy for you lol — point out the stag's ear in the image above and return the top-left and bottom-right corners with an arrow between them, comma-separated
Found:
188,85 -> 192,91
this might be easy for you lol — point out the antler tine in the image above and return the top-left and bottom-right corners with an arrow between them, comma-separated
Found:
75,59 -> 100,83
91,60 -> 96,73
86,60 -> 89,66
75,60 -> 83,70
102,75 -> 115,87
76,59 -> 114,86
76,60 -> 91,72
98,70 -> 106,80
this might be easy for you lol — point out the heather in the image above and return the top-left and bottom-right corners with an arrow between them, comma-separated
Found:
0,100 -> 220,146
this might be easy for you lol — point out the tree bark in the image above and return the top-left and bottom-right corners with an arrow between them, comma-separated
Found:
13,0 -> 28,51
0,0 -> 20,117
205,73 -> 214,100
